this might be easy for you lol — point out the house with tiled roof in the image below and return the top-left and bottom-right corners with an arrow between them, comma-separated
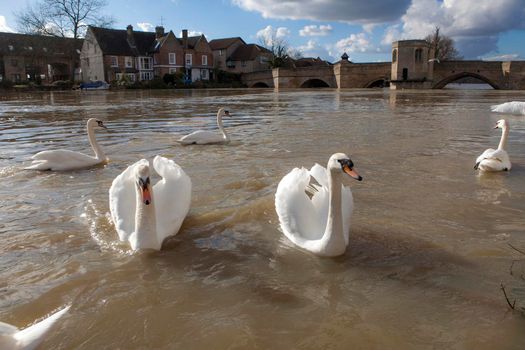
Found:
209,37 -> 272,74
80,25 -> 213,83
209,37 -> 245,71
0,32 -> 82,83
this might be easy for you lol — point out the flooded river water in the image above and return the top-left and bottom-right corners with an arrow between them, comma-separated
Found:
1,88 -> 525,349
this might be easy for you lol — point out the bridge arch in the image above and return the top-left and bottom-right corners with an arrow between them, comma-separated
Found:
364,77 -> 390,88
250,82 -> 270,88
300,78 -> 331,88
433,72 -> 500,89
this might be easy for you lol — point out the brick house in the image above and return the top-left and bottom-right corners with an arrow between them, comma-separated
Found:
0,31 -> 82,83
81,25 -> 213,83
209,37 -> 272,74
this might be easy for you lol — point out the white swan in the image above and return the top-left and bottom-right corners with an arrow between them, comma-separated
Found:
0,305 -> 70,350
490,101 -> 525,115
109,156 -> 191,251
475,119 -> 512,172
26,118 -> 108,171
275,153 -> 363,257
177,108 -> 231,145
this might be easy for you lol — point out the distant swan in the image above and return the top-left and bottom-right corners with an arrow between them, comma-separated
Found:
475,119 -> 511,172
177,108 -> 231,145
26,118 -> 108,171
275,153 -> 362,257
109,156 -> 191,251
0,305 -> 70,350
490,101 -> 525,115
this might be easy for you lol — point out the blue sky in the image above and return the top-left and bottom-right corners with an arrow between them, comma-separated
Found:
1,0 -> 524,63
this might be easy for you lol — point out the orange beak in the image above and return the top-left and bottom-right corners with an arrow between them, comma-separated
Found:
142,186 -> 151,205
343,165 -> 363,181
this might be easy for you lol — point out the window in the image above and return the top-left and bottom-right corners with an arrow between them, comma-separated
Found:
140,71 -> 153,81
110,56 -> 118,67
415,48 -> 423,63
169,53 -> 176,65
8,45 -> 13,51
125,56 -> 133,68
241,60 -> 247,67
219,49 -> 223,56
392,49 -> 397,63
185,54 -> 192,66
138,57 -> 152,70
201,69 -> 208,80
127,74 -> 136,82
202,55 -> 208,66
116,73 -> 123,81
12,74 -> 21,82
169,67 -> 177,74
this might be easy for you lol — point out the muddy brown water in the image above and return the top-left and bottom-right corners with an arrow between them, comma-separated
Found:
1,88 -> 525,349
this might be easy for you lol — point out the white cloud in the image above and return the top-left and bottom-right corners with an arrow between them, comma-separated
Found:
296,40 -> 332,60
299,24 -> 333,36
232,0 -> 412,24
482,53 -> 521,61
0,15 -> 15,33
381,0 -> 525,57
137,22 -> 154,32
179,30 -> 203,37
256,25 -> 290,44
333,33 -> 373,55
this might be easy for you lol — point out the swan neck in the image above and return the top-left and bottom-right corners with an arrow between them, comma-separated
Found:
87,123 -> 106,160
322,169 -> 346,250
498,125 -> 509,150
217,113 -> 229,141
134,188 -> 158,250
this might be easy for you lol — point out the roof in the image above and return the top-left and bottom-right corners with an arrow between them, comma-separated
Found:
183,35 -> 204,50
89,26 -> 156,56
209,37 -> 245,50
293,57 -> 332,67
0,31 -> 82,57
229,44 -> 271,61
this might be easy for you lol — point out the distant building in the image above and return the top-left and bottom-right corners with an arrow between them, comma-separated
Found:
80,25 -> 213,83
209,37 -> 272,73
0,32 -> 82,83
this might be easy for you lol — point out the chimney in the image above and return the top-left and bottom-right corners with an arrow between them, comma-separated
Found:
126,24 -> 136,48
155,26 -> 164,39
182,29 -> 188,49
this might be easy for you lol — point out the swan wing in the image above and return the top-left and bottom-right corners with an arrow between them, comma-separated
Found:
477,148 -> 511,171
275,167 -> 326,246
152,156 -> 192,243
26,150 -> 98,171
109,159 -> 148,241
490,101 -> 525,115
178,130 -> 224,145
12,305 -> 70,350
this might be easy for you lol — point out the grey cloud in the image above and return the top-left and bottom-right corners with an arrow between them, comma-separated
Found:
232,0 -> 412,24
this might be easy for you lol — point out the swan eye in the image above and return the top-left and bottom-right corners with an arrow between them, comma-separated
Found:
138,177 -> 150,188
337,159 -> 354,169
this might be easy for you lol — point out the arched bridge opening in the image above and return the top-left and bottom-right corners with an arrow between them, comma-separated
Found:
251,82 -> 270,88
433,72 -> 499,89
300,79 -> 330,88
365,78 -> 390,88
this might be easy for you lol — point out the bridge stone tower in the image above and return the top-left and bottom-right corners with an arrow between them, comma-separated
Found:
390,40 -> 434,89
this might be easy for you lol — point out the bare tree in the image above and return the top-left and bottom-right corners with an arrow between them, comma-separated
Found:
425,27 -> 462,61
15,0 -> 114,39
259,35 -> 301,68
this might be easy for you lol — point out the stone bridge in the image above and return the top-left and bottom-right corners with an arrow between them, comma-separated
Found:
241,58 -> 525,90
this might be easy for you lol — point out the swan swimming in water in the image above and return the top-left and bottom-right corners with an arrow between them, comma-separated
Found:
109,156 -> 191,251
475,119 -> 512,172
0,305 -> 70,350
26,118 -> 108,171
177,108 -> 231,145
275,153 -> 362,257
490,101 -> 525,115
